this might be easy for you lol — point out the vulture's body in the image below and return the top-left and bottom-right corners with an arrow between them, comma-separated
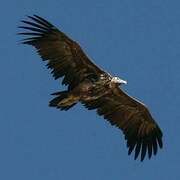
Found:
18,15 -> 163,161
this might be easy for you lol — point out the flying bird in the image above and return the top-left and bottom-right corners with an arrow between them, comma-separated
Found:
18,15 -> 163,161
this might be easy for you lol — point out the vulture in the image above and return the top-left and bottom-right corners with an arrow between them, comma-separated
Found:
18,15 -> 163,161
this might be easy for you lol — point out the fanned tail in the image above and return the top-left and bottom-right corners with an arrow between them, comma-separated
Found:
49,91 -> 79,110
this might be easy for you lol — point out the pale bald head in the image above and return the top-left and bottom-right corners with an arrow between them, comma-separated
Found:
111,77 -> 127,85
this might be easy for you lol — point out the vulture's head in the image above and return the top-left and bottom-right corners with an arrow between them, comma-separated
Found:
111,77 -> 127,85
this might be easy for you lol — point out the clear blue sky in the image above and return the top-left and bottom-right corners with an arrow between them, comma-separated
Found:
1,0 -> 180,179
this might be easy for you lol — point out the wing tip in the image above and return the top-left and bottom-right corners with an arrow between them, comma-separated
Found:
126,129 -> 163,162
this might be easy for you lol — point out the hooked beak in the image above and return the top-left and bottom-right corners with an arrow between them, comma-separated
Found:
119,79 -> 127,85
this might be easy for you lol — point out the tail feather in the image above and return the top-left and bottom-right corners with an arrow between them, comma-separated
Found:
49,91 -> 78,110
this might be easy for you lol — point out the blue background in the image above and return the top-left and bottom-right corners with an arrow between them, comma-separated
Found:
1,0 -> 179,179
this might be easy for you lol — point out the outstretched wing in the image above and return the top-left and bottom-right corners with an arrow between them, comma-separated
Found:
82,87 -> 163,161
18,15 -> 105,90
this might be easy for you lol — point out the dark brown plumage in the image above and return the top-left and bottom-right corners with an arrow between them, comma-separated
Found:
18,15 -> 163,161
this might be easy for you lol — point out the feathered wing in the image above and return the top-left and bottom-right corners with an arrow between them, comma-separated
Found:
18,15 -> 105,90
82,87 -> 163,161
